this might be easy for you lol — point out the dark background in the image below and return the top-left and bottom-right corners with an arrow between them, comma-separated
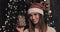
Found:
50,0 -> 60,32
0,0 -> 8,27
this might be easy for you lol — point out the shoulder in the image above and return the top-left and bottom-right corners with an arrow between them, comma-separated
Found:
47,26 -> 56,32
24,29 -> 29,32
24,26 -> 56,32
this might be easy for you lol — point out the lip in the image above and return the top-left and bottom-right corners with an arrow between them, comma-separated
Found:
33,20 -> 36,22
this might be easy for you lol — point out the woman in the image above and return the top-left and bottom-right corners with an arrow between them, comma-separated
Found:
16,3 -> 56,32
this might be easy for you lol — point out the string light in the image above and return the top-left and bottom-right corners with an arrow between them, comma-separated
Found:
0,28 -> 2,30
44,0 -> 46,1
49,10 -> 52,13
5,21 -> 8,25
7,16 -> 9,18
5,8 -> 7,10
9,0 -> 12,2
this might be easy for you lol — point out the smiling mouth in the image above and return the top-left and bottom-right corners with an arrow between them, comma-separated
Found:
33,20 -> 37,22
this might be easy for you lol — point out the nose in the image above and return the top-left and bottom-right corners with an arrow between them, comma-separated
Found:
32,15 -> 35,20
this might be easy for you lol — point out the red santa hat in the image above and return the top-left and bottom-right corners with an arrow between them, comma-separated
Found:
28,3 -> 45,15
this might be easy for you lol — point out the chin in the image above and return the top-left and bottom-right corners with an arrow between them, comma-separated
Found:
33,22 -> 38,24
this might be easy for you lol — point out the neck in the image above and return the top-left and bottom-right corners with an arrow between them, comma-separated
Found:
34,24 -> 39,28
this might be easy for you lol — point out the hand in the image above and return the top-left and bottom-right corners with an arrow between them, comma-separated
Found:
16,27 -> 24,32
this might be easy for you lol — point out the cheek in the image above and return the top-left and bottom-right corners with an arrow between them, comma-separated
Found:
34,15 -> 39,24
35,15 -> 39,22
29,16 -> 32,20
35,15 -> 39,19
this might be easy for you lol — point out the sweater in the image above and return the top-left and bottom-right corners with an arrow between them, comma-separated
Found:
24,26 -> 56,32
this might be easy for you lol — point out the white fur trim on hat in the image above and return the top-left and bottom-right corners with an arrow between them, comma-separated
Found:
28,8 -> 44,15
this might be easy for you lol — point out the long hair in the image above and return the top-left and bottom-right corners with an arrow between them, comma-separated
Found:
28,14 -> 47,32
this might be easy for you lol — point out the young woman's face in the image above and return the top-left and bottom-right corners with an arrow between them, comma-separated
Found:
29,12 -> 40,24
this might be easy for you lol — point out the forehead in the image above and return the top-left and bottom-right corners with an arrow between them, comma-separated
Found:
29,12 -> 40,15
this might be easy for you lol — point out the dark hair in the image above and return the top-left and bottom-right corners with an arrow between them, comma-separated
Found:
28,14 -> 47,32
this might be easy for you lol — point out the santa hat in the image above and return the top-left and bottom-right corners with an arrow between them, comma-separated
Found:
28,3 -> 45,15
